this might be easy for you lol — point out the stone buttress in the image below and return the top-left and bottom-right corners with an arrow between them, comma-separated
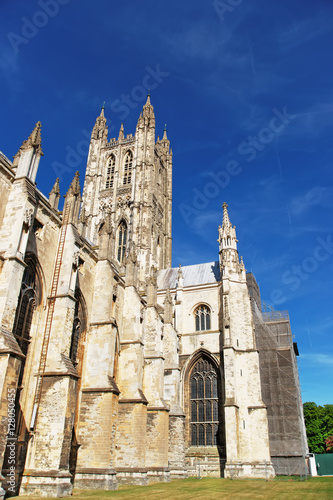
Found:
219,203 -> 275,479
19,173 -> 83,497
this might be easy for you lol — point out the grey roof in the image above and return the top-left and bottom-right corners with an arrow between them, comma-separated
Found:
158,261 -> 220,290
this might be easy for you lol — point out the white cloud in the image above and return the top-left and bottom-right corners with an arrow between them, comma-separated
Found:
289,186 -> 333,217
300,353 -> 333,367
276,14 -> 333,51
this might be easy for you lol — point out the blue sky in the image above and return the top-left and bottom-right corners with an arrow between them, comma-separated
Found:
1,0 -> 333,406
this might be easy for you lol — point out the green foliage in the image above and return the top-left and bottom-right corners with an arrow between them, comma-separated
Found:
303,402 -> 333,454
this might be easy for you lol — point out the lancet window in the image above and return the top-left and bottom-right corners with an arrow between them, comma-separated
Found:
106,154 -> 116,189
123,150 -> 133,185
117,221 -> 127,263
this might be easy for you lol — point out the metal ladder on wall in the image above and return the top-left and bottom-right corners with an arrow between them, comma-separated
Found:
30,201 -> 70,430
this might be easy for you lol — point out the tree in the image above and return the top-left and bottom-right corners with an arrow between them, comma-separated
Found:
303,402 -> 333,454
325,435 -> 333,453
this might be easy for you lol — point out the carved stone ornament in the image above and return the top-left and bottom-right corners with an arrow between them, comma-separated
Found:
177,264 -> 183,280
99,197 -> 113,215
24,208 -> 34,227
117,186 -> 131,196
73,251 -> 80,268
117,195 -> 131,209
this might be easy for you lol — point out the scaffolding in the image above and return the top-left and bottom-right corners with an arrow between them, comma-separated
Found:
247,276 -> 308,475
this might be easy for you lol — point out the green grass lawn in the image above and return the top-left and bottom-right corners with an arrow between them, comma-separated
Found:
13,476 -> 333,500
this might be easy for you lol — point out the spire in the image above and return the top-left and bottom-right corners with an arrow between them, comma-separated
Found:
49,178 -> 60,210
118,122 -> 124,141
138,92 -> 155,128
68,171 -> 81,196
15,121 -> 43,182
162,124 -> 168,141
222,202 -> 231,229
218,203 -> 244,277
100,101 -> 105,118
64,171 -> 81,225
219,202 -> 236,248
91,105 -> 108,141
21,121 -> 43,155
72,171 -> 80,194
50,178 -> 60,196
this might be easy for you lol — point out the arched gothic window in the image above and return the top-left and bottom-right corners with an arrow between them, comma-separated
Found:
123,150 -> 133,185
190,356 -> 219,446
13,260 -> 39,357
69,290 -> 86,366
195,305 -> 211,331
117,221 -> 127,263
106,154 -> 116,189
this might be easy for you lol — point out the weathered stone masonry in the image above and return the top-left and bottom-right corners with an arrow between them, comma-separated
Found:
0,98 -> 307,497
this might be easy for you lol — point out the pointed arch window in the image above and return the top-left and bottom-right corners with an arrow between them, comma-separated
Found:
69,290 -> 86,366
13,260 -> 39,357
123,150 -> 133,185
106,154 -> 116,189
195,305 -> 211,331
117,221 -> 127,263
190,357 -> 219,446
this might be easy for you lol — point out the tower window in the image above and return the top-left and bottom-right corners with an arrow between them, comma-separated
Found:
106,155 -> 115,189
117,221 -> 127,263
195,305 -> 211,331
190,357 -> 219,446
123,150 -> 133,185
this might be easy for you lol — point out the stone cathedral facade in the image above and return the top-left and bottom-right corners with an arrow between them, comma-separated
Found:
0,97 -> 308,497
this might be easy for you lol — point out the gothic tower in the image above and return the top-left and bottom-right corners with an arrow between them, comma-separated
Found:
80,96 -> 172,289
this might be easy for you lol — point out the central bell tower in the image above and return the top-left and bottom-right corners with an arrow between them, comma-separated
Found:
80,95 -> 173,287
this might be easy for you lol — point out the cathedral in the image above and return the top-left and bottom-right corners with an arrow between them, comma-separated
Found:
0,96 -> 308,497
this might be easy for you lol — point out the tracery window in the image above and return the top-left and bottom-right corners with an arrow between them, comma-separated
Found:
106,154 -> 116,189
195,305 -> 211,331
13,260 -> 39,357
190,357 -> 219,446
117,221 -> 127,263
123,150 -> 133,185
